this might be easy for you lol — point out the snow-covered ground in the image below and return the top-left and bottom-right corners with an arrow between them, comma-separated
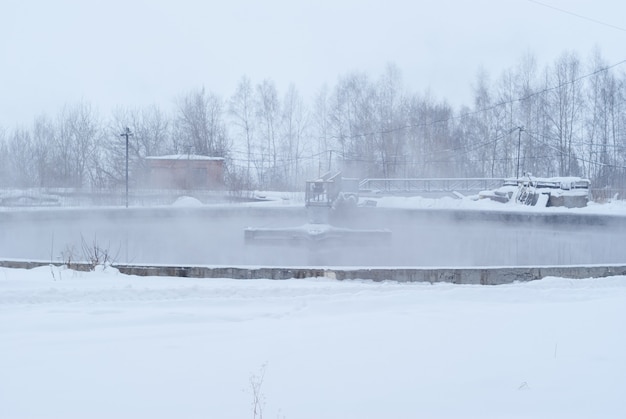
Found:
2,265 -> 625,418
248,189 -> 626,216
374,195 -> 626,215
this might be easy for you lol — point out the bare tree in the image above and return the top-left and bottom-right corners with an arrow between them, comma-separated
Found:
584,49 -> 623,188
105,105 -> 171,188
411,94 -> 457,178
514,53 -> 544,177
0,127 -> 8,186
255,79 -> 281,188
32,114 -> 55,187
136,105 -> 171,157
53,102 -> 101,188
312,84 -> 335,174
544,51 -> 584,176
175,87 -> 229,157
374,63 -> 407,178
281,84 -> 310,189
329,71 -> 376,178
229,76 -> 256,188
3,52 -> 626,195
7,127 -> 36,187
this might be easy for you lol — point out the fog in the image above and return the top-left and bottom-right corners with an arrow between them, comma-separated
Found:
3,1 -> 624,127
1,207 -> 624,267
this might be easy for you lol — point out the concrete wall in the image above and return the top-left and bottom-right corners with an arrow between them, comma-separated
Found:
2,259 -> 626,285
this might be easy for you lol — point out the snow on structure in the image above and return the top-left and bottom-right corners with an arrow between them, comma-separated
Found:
479,176 -> 590,208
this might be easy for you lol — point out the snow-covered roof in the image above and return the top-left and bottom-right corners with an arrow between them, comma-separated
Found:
145,154 -> 224,161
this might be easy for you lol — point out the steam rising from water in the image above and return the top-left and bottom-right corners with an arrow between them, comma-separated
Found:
1,207 -> 624,267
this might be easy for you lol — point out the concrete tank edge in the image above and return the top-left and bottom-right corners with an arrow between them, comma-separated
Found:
2,260 -> 626,285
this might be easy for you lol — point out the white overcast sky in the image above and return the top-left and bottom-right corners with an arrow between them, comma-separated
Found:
1,0 -> 625,127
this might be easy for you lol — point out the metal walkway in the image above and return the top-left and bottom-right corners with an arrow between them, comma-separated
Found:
359,178 -> 505,195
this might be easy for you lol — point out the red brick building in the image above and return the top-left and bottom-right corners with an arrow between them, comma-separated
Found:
144,155 -> 225,189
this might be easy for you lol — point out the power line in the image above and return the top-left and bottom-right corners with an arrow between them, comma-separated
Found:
526,0 -> 626,33
524,129 -> 626,170
328,59 -> 626,141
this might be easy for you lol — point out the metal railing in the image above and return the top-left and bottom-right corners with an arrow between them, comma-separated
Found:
0,187 -> 231,208
359,178 -> 506,194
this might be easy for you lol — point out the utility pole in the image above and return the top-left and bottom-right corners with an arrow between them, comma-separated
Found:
120,127 -> 133,208
516,126 -> 524,179
328,150 -> 333,172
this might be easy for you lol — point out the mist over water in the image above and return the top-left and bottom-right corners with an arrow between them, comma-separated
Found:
1,207 -> 624,267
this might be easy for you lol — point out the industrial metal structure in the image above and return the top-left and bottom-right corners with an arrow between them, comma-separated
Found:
245,171 -> 391,247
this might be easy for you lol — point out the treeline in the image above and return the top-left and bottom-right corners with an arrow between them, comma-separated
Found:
1,48 -> 625,191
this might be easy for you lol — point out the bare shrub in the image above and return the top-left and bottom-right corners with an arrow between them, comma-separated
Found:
60,244 -> 78,270
250,363 -> 267,419
80,235 -> 119,270
58,236 -> 119,271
